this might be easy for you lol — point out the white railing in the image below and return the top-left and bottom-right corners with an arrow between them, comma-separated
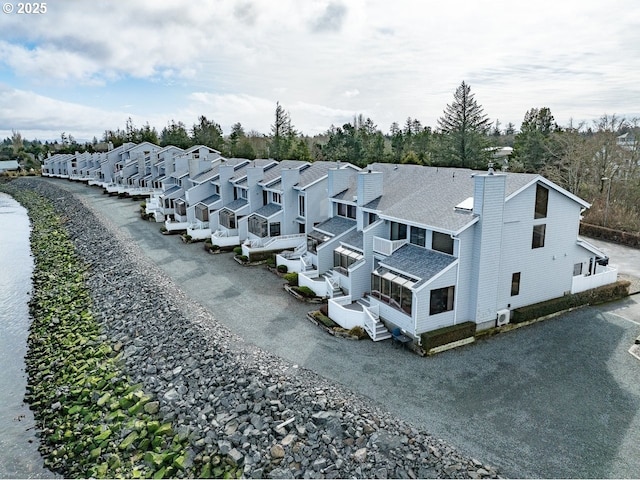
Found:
212,229 -> 228,238
188,221 -> 209,230
571,266 -> 618,294
298,271 -> 326,297
328,295 -> 366,330
326,271 -> 341,294
362,304 -> 379,340
373,237 -> 408,256
301,254 -> 313,271
262,233 -> 305,249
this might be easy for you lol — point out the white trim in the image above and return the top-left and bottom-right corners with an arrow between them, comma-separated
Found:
505,176 -> 591,209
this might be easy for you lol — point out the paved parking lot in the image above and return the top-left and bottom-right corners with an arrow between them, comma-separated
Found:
53,180 -> 640,478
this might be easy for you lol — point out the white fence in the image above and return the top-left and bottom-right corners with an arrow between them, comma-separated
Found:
571,266 -> 618,294
328,295 -> 365,330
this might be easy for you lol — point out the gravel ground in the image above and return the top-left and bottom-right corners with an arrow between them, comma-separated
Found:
13,177 -> 500,478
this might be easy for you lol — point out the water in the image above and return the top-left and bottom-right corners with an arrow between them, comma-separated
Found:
0,193 -> 54,478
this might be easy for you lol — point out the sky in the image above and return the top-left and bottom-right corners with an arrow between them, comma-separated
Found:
0,0 -> 639,143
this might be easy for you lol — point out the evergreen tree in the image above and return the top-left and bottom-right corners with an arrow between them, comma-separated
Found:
513,107 -> 559,171
160,120 -> 191,149
437,81 -> 492,168
269,102 -> 297,160
191,116 -> 224,150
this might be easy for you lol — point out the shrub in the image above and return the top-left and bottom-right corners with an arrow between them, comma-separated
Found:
238,255 -> 249,262
283,272 -> 298,286
580,223 -> 640,248
293,286 -> 315,297
211,244 -> 220,250
512,279 -> 630,323
159,226 -> 167,233
233,246 -> 243,255
266,256 -> 276,267
420,321 -> 476,350
312,311 -> 337,328
277,264 -> 288,273
348,326 -> 367,339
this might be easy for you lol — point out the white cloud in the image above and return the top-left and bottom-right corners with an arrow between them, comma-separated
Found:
0,0 -> 638,139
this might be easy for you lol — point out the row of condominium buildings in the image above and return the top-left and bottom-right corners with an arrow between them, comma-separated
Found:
42,142 -> 617,344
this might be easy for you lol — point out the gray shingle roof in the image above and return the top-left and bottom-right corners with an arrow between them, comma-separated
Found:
348,163 -> 541,233
252,203 -> 282,218
314,217 -> 356,236
161,186 -> 184,199
191,167 -> 220,183
197,194 -> 220,206
161,185 -> 181,196
296,161 -> 336,189
340,229 -> 364,251
259,160 -> 308,186
223,198 -> 248,212
380,244 -> 457,287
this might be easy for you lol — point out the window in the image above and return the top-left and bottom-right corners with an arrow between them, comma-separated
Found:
307,231 -> 329,254
219,209 -> 236,229
532,224 -> 546,249
432,231 -> 454,255
298,195 -> 305,217
367,212 -> 378,226
429,286 -> 455,315
390,222 -> 407,241
234,187 -> 247,200
272,192 -> 281,204
269,222 -> 281,237
174,200 -> 186,216
195,204 -> 209,222
371,268 -> 415,315
511,272 -> 521,296
248,215 -> 267,237
535,184 -> 549,219
337,203 -> 357,219
573,263 -> 583,276
333,246 -> 363,275
410,226 -> 426,247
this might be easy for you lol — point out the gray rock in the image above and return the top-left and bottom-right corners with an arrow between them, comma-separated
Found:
270,444 -> 285,459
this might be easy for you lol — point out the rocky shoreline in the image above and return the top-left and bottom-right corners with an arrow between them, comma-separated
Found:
12,177 -> 500,479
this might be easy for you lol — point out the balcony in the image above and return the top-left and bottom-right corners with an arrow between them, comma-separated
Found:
187,221 -> 211,241
373,237 -> 407,256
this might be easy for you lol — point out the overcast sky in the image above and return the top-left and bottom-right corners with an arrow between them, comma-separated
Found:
1,0 -> 639,142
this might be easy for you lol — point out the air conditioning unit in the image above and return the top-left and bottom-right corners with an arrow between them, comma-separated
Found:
496,308 -> 510,327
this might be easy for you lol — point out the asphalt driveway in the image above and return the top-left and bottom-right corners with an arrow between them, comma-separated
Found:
50,179 -> 640,479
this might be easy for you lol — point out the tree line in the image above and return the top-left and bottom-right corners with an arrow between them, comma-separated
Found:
4,81 -> 639,232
